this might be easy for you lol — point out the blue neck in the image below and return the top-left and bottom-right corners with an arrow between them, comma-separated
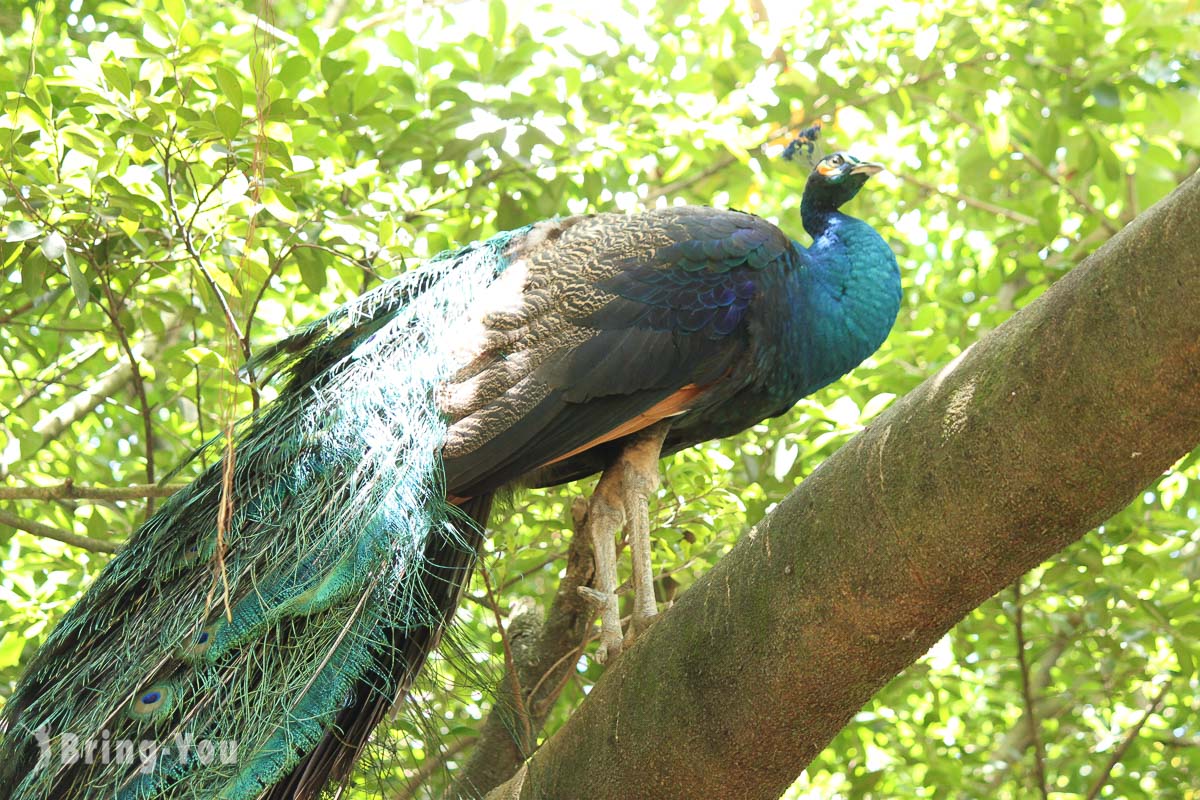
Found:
766,210 -> 901,398
801,192 -> 836,238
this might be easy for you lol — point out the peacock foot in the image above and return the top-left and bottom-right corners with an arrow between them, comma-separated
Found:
629,606 -> 659,638
576,585 -> 623,664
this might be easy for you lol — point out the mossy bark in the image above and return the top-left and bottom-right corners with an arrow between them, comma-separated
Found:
486,170 -> 1200,800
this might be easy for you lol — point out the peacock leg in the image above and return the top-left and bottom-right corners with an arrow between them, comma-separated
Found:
578,421 -> 670,663
621,422 -> 670,642
579,470 -> 626,664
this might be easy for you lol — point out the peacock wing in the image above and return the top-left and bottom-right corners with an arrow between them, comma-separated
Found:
440,206 -> 794,496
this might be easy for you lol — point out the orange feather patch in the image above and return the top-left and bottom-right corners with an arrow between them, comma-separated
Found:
543,384 -> 704,467
447,384 -> 704,506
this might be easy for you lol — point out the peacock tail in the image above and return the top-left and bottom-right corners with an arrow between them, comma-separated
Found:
0,232 -> 525,799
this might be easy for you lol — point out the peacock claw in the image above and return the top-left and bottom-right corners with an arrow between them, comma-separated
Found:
581,421 -> 671,665
576,586 -> 608,603
630,607 -> 659,637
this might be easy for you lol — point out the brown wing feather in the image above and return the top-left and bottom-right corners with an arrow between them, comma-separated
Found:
439,207 -> 783,496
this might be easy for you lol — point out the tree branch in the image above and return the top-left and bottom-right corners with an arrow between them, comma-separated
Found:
984,612 -> 1084,787
899,174 -> 1040,226
0,509 -> 121,553
1011,581 -> 1049,799
95,265 -> 157,513
0,482 -> 185,501
1083,682 -> 1170,800
23,313 -> 183,443
1157,737 -> 1200,748
478,568 -> 535,755
487,170 -> 1200,799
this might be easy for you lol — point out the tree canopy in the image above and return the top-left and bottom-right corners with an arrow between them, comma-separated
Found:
2,0 -> 1199,798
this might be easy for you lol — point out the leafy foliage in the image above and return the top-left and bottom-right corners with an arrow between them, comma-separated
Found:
1,0 -> 1198,797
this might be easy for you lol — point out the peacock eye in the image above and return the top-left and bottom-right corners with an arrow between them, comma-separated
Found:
829,155 -> 844,166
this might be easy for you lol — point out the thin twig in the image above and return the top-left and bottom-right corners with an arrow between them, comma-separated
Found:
526,641 -> 588,717
1012,581 -> 1049,800
479,567 -> 534,752
985,611 -> 1085,788
0,509 -> 121,553
160,139 -> 257,401
1083,682 -> 1170,800
10,343 -> 103,410
917,93 -> 1118,236
28,314 -> 182,443
462,549 -> 565,607
1158,737 -> 1200,748
94,261 -> 157,516
0,482 -> 186,501
900,174 -> 1039,226
391,735 -> 477,800
1020,147 -> 1118,235
0,286 -> 69,325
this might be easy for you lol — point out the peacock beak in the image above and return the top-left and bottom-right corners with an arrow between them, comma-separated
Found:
849,161 -> 885,176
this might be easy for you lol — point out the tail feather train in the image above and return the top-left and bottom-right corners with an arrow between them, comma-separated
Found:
0,235 -> 519,799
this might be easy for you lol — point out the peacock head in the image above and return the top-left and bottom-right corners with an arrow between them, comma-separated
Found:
803,152 -> 884,211
781,124 -> 884,220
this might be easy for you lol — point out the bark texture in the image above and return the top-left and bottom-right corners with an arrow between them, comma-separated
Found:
487,171 -> 1200,799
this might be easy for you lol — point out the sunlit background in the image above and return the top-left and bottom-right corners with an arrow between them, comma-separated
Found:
2,0 -> 1199,796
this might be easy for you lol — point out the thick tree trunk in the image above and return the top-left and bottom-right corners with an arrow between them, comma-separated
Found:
486,170 -> 1200,799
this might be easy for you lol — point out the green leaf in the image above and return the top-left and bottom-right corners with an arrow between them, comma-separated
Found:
297,26 -> 320,55
1174,640 -> 1196,677
142,13 -> 174,49
1072,132 -> 1100,175
1038,196 -> 1060,241
17,247 -> 42,295
1035,119 -> 1059,167
162,0 -> 185,26
489,0 -> 508,44
1136,597 -> 1171,628
213,64 -> 244,109
259,188 -> 298,225
324,27 -> 355,53
0,632 -> 24,670
213,104 -> 241,141
6,220 -> 41,242
278,55 -> 311,88
101,61 -> 132,96
296,249 -> 327,293
40,231 -> 66,261
64,251 -> 90,310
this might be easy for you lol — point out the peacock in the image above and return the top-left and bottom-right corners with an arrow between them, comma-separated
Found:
0,126 -> 901,799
